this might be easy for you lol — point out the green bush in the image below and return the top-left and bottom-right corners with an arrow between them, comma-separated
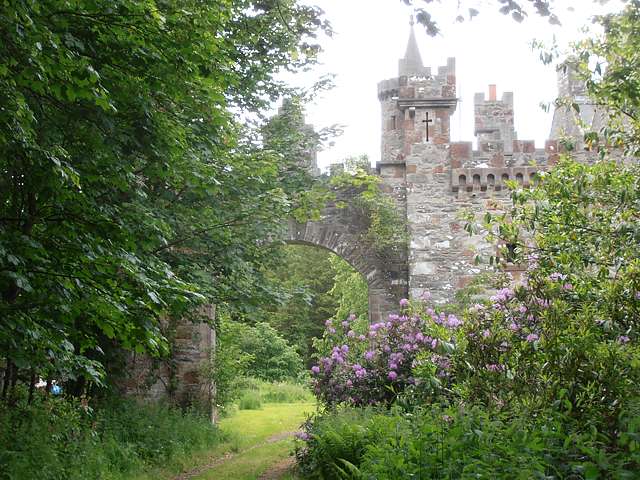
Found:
0,395 -> 224,480
216,316 -> 304,384
295,407 -> 384,479
258,380 -> 314,403
296,405 -> 640,479
238,391 -> 262,410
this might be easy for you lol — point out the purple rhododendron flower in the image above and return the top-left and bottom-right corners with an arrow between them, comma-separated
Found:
490,287 -> 514,303
341,321 -> 349,328
311,366 -> 320,374
486,364 -> 503,372
388,371 -> 398,381
349,313 -> 357,321
445,314 -> 463,328
347,330 -> 355,338
482,329 -> 491,338
526,333 -> 539,342
399,298 -> 409,307
295,431 -> 311,441
618,335 -> 631,344
364,350 -> 375,360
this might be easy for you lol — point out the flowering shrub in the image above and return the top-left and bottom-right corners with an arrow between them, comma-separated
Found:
299,160 -> 640,479
311,303 -> 463,406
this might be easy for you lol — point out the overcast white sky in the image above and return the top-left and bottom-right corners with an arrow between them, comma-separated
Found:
283,0 -> 626,170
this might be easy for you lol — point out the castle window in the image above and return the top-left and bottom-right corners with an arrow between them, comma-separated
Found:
391,115 -> 397,130
501,173 -> 509,183
487,174 -> 495,186
458,175 -> 467,187
516,173 -> 524,184
473,174 -> 481,188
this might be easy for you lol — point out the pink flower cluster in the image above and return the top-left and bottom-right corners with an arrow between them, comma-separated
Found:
311,299 -> 457,406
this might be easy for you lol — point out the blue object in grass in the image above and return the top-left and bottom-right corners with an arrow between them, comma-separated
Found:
51,385 -> 62,395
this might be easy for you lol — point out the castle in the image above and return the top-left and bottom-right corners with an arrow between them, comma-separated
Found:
369,19 -> 591,305
125,20 -> 593,411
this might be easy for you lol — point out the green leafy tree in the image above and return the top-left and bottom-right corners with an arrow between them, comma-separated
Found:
328,255 -> 368,323
568,0 -> 640,158
261,245 -> 338,366
0,0 -> 329,398
218,316 -> 304,383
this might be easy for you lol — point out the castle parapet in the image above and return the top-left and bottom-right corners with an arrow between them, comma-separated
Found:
451,166 -> 545,192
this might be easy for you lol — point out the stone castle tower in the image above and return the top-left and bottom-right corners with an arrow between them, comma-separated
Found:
374,20 -> 577,303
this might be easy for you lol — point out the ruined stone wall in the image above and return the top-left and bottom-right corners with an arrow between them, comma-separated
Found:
121,306 -> 215,417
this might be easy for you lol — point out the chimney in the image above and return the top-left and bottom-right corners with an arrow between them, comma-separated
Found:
489,84 -> 497,101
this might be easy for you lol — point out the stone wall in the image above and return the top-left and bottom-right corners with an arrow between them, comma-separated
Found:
121,306 -> 216,419
285,183 -> 408,323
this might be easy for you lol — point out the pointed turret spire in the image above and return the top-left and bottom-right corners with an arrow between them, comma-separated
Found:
399,15 -> 425,76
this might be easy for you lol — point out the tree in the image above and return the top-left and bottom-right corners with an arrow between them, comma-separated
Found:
569,0 -> 640,158
0,0 -> 329,398
399,0 -> 611,36
261,245 -> 338,366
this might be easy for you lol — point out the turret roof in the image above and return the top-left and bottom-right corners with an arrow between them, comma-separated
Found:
400,16 -> 424,76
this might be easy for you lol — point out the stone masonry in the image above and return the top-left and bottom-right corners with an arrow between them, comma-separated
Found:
371,21 -> 597,304
287,21 -> 592,314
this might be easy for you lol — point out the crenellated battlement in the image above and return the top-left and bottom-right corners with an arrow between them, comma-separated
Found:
451,166 -> 545,192
371,20 -> 595,303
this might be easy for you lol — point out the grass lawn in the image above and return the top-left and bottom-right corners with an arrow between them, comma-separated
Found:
191,402 -> 315,480
132,402 -> 315,480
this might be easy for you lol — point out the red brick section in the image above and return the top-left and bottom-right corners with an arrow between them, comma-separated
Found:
400,86 -> 415,97
434,110 -> 450,144
522,140 -> 535,153
490,153 -> 505,167
512,140 -> 522,153
489,84 -> 497,101
450,142 -> 471,168
545,140 -> 560,165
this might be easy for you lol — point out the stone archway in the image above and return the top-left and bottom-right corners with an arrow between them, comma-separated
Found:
284,212 -> 407,324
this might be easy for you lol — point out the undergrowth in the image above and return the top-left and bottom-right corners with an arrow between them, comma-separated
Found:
236,378 -> 314,406
0,394 -> 224,480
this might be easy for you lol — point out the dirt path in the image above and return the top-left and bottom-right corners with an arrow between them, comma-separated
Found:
257,456 -> 296,480
174,431 -> 297,480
